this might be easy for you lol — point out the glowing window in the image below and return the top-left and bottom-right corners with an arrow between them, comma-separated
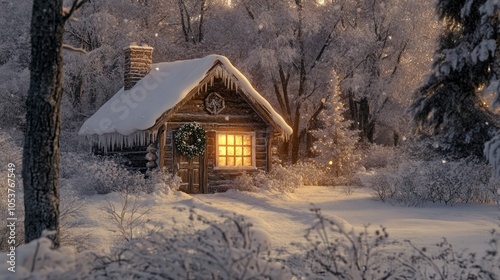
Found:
217,133 -> 254,167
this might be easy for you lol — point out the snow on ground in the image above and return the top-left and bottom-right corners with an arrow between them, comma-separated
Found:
77,186 -> 500,256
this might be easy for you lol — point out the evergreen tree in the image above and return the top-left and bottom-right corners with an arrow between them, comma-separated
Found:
408,0 -> 500,159
311,73 -> 360,177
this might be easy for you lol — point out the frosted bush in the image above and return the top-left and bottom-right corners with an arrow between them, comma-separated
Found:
234,165 -> 304,192
233,172 -> 259,192
148,167 -> 181,195
284,161 -> 327,185
290,208 -> 500,279
61,153 -> 149,195
293,208 -> 412,279
361,144 -> 397,170
407,229 -> 500,279
102,192 -> 152,243
363,158 -> 497,206
233,165 -> 304,193
0,237 -> 78,279
87,209 -> 291,279
1,210 -> 498,279
263,165 -> 304,192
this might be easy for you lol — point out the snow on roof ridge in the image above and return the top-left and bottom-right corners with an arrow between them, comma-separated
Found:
122,42 -> 154,50
78,54 -> 292,143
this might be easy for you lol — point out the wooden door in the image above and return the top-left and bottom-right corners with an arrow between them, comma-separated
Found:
176,153 -> 204,194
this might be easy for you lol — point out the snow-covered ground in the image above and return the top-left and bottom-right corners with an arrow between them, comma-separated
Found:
77,185 -> 500,255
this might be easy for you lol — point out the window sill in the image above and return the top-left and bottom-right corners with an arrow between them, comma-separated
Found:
213,166 -> 258,171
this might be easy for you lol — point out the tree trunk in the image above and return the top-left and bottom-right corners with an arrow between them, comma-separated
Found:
291,0 -> 306,164
23,0 -> 65,247
358,97 -> 371,142
348,91 -> 358,129
198,0 -> 207,42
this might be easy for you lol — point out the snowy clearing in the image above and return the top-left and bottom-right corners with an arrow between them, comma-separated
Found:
78,185 -> 499,255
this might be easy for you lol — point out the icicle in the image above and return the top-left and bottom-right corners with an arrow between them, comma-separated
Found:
106,135 -> 110,153
216,66 -> 220,78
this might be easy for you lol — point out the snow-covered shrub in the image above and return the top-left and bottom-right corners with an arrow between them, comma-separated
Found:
58,195 -> 92,251
61,153 -> 149,195
292,207 -> 413,279
148,167 -> 181,195
87,209 -> 291,279
0,236 -> 78,279
361,144 -> 397,170
1,209 -> 498,279
283,161 -> 327,185
233,165 -> 304,193
407,230 -> 500,279
102,191 -> 152,243
233,172 -> 259,192
262,165 -> 304,192
363,158 -> 497,206
291,208 -> 500,279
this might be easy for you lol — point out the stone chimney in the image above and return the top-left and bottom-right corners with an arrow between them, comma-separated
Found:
123,43 -> 153,90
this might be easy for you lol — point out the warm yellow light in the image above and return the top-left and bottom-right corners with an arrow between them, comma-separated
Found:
329,160 -> 333,165
217,133 -> 253,167
218,134 -> 226,145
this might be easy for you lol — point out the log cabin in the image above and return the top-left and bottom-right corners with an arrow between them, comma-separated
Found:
79,44 -> 292,194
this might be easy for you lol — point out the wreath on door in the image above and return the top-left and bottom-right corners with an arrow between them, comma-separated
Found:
174,123 -> 207,158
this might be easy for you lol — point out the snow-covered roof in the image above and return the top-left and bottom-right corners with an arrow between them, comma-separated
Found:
78,55 -> 293,141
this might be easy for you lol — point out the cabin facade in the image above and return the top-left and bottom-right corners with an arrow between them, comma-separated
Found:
79,44 -> 292,194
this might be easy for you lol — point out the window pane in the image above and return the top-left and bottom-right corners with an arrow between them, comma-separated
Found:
243,157 -> 252,166
217,133 -> 254,168
235,135 -> 243,145
218,134 -> 226,145
244,135 -> 252,145
227,135 -> 234,145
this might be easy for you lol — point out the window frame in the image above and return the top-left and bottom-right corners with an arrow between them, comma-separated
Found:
214,132 -> 257,170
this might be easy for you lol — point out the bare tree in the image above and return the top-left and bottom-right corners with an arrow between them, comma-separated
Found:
23,0 -> 88,248
177,0 -> 208,44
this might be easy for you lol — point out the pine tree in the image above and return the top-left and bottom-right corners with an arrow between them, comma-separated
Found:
311,74 -> 360,177
408,0 -> 500,158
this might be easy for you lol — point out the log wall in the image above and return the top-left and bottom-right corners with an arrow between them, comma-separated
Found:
94,145 -> 149,173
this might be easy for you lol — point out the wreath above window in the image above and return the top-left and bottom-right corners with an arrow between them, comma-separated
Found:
174,123 -> 207,158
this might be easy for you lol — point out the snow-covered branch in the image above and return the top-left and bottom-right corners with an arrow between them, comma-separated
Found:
62,44 -> 87,54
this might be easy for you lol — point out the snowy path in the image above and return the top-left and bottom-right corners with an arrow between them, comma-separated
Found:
192,186 -> 500,254
79,186 -> 500,255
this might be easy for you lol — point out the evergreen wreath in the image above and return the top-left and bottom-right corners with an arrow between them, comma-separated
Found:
174,123 -> 207,158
